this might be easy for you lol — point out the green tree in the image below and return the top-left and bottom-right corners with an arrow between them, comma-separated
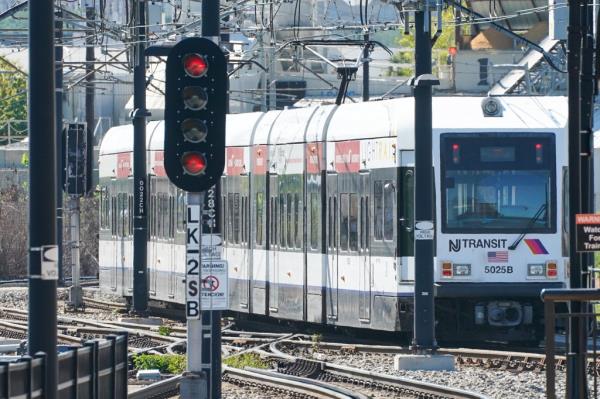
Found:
388,8 -> 459,77
0,57 -> 27,144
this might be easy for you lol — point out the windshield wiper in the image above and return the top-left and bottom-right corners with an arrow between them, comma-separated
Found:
508,204 -> 548,250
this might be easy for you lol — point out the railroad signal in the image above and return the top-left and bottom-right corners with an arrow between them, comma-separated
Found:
164,37 -> 227,192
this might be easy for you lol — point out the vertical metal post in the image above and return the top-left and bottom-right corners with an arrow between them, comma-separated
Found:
28,0 -> 58,397
133,0 -> 149,314
55,10 -> 64,285
202,5 -> 222,398
69,195 -> 82,307
567,0 -> 586,396
362,32 -> 370,102
411,7 -> 436,352
184,192 -> 207,399
85,5 -> 95,195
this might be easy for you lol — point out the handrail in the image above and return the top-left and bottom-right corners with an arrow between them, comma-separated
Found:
541,288 -> 600,302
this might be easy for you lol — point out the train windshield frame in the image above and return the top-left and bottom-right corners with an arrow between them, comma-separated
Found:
440,132 -> 556,234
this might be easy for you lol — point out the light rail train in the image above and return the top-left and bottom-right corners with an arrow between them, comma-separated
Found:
99,96 -> 572,341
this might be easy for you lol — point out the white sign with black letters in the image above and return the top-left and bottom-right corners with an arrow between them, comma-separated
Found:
414,220 -> 434,240
186,204 -> 201,319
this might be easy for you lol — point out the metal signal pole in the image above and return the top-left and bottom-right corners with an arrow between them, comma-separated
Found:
55,10 -> 64,285
566,0 -> 587,396
411,7 -> 437,352
132,0 -> 149,314
29,0 -> 58,397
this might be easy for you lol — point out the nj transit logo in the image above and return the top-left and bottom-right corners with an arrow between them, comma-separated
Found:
524,239 -> 549,255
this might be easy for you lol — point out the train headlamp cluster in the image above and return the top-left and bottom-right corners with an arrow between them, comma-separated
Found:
163,37 -> 227,192
441,261 -> 471,278
527,261 -> 557,278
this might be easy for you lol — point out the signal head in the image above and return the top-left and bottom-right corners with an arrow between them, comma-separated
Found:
182,152 -> 207,176
183,54 -> 208,77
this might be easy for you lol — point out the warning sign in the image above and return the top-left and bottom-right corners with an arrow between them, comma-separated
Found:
201,260 -> 228,310
576,214 -> 600,252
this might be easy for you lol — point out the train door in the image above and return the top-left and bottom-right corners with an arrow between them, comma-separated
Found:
168,190 -> 177,300
399,151 -> 415,280
239,191 -> 250,309
118,193 -> 127,294
326,174 -> 338,320
268,174 -> 279,313
126,191 -> 133,294
148,185 -> 162,295
110,193 -> 117,291
359,173 -> 371,322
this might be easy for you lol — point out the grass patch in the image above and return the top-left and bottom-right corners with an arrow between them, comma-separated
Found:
158,326 -> 172,336
133,354 -> 186,374
223,353 -> 270,369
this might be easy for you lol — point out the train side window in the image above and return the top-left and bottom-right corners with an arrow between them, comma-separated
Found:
374,181 -> 383,240
293,194 -> 298,248
129,195 -> 134,237
242,196 -> 247,244
333,197 -> 338,250
360,197 -> 365,250
273,196 -> 279,247
170,196 -> 175,239
340,193 -> 349,251
233,193 -> 240,244
328,197 -> 333,249
287,193 -> 293,249
280,194 -> 286,248
383,181 -> 395,241
349,193 -> 358,251
177,191 -> 185,233
256,192 -> 264,246
310,192 -> 319,250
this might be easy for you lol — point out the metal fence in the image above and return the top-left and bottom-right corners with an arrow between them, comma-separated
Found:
0,334 -> 128,399
542,289 -> 600,399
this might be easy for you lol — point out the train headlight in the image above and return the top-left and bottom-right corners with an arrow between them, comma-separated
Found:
453,264 -> 471,276
527,264 -> 545,276
441,261 -> 453,278
546,261 -> 558,278
481,97 -> 503,117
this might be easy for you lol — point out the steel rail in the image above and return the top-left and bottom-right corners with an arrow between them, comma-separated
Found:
266,341 -> 490,399
127,375 -> 182,399
223,366 -> 359,399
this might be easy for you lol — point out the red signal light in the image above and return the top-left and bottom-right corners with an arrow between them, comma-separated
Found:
183,54 -> 208,77
181,152 -> 207,175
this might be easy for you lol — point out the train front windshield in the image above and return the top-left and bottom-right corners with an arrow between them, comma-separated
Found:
441,133 -> 556,234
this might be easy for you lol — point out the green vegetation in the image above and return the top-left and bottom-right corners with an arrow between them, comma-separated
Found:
133,354 -> 186,374
311,333 -> 322,351
158,325 -> 172,336
388,8 -> 463,77
223,353 -> 270,369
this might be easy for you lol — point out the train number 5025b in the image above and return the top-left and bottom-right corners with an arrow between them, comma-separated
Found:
484,265 -> 513,274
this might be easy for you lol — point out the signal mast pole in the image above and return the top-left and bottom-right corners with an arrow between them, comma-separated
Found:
132,0 -> 149,314
29,0 -> 58,397
412,5 -> 437,352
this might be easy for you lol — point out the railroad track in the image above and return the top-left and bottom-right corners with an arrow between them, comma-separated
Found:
0,306 -> 179,350
270,337 -> 600,376
263,342 -> 489,399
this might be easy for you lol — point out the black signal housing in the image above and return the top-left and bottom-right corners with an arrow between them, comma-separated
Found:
164,37 -> 227,192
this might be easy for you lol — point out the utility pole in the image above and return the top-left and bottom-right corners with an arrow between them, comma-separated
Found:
28,0 -> 58,397
132,0 -> 149,314
55,10 -> 64,285
411,6 -> 437,352
362,32 -> 370,102
566,0 -> 587,396
85,5 -> 95,195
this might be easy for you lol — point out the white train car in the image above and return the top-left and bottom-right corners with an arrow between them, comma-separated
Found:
99,96 -> 568,341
